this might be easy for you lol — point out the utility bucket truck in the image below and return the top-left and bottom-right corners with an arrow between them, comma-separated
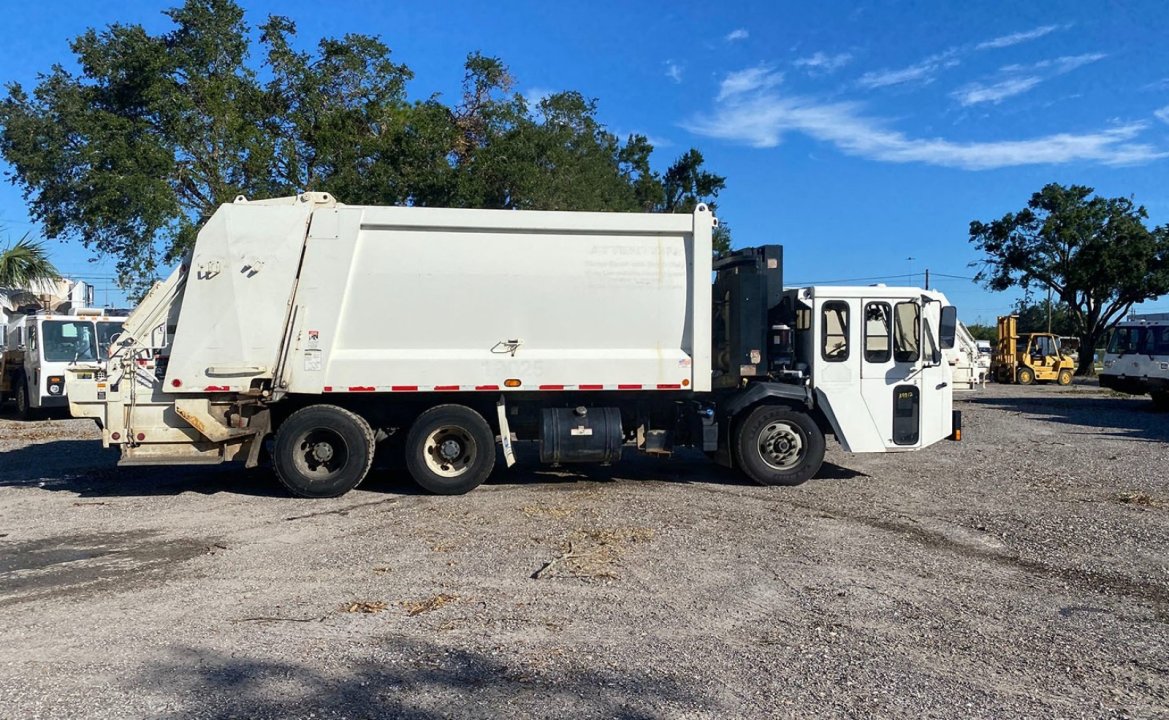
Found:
67,193 -> 960,498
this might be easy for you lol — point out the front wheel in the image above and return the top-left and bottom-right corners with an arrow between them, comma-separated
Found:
1056,369 -> 1073,386
405,404 -> 496,495
15,377 -> 38,421
734,404 -> 826,487
272,405 -> 375,498
1016,367 -> 1035,385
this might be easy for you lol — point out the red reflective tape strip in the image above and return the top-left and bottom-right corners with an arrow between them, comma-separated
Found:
618,384 -> 642,390
203,385 -> 230,392
391,385 -> 418,392
433,385 -> 460,391
579,384 -> 603,390
656,384 -> 682,389
323,386 -> 333,392
539,384 -> 565,390
349,386 -> 376,392
475,385 -> 500,391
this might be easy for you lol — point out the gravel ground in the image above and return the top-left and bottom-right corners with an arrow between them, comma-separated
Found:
0,382 -> 1166,719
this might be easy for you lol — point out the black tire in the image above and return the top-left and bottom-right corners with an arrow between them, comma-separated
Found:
1152,391 -> 1169,412
272,404 -> 375,498
405,404 -> 496,495
15,376 -> 37,421
1016,367 -> 1035,385
1057,369 -> 1073,386
733,404 -> 826,487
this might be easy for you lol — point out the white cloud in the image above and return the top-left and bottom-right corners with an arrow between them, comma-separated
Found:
952,53 -> 1107,106
1155,106 -> 1169,125
717,65 -> 783,102
952,77 -> 1043,106
665,61 -> 683,84
976,24 -> 1061,50
685,69 -> 1167,169
858,50 -> 960,89
794,51 -> 853,74
725,28 -> 749,42
524,87 -> 554,107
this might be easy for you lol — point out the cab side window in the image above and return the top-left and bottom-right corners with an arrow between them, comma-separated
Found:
893,302 -> 920,363
864,302 -> 891,363
821,301 -> 850,362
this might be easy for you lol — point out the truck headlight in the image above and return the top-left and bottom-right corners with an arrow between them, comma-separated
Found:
47,375 -> 65,395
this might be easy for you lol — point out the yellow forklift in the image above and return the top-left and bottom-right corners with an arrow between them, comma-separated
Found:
992,315 -> 1076,386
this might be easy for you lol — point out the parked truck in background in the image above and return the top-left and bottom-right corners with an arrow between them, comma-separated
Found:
1,308 -> 127,419
1099,313 -> 1169,410
67,193 -> 960,497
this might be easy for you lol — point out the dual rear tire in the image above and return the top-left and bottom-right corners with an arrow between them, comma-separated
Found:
273,403 -> 495,498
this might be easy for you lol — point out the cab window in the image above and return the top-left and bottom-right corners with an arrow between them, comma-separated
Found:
864,302 -> 891,363
821,301 -> 850,362
893,302 -> 920,363
42,321 -> 98,362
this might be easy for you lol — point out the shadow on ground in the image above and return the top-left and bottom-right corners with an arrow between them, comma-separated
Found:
0,437 -> 866,500
137,641 -> 712,720
967,394 -> 1169,442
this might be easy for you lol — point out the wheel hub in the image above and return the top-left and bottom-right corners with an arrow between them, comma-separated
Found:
439,439 -> 462,461
759,422 -> 804,471
311,441 -> 334,463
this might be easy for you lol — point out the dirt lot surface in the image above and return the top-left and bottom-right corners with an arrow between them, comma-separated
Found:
1,383 -> 1167,719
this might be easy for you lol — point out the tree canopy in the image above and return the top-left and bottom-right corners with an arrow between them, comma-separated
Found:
969,182 -> 1169,374
0,233 -> 61,289
0,0 -> 729,296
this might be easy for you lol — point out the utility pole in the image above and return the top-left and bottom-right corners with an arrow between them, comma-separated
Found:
924,268 -> 930,290
906,256 -> 915,286
1046,286 -> 1052,334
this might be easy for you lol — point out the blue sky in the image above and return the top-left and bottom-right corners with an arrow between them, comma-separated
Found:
1,1 -> 1168,322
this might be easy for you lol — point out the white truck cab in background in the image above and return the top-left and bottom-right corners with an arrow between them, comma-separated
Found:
67,194 -> 961,497
1100,313 -> 1169,409
1,309 -> 127,419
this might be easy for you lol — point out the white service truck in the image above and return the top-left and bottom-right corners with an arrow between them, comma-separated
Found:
1,309 -> 127,419
1099,313 -> 1169,409
67,193 -> 961,497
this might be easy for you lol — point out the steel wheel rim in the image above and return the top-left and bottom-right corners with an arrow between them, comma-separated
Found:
757,421 -> 805,471
423,425 -> 477,478
292,428 -> 350,482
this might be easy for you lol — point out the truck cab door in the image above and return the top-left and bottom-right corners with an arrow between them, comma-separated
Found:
859,299 -> 924,449
917,300 -> 954,446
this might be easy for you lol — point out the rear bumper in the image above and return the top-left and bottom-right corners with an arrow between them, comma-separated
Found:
1100,374 -> 1169,395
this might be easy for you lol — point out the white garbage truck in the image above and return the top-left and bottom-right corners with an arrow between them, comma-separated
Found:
1,308 -> 127,419
66,193 -> 961,497
1099,313 -> 1169,409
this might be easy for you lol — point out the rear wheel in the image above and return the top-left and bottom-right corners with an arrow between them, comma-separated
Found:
273,405 -> 375,498
734,404 -> 825,487
1016,367 -> 1035,385
1056,369 -> 1073,386
405,404 -> 496,495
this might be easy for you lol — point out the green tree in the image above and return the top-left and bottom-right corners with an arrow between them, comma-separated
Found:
0,0 -> 730,295
1009,297 -> 1077,336
964,324 -> 997,343
0,233 -> 61,289
970,183 -> 1169,375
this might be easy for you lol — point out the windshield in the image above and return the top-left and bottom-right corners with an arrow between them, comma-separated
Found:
96,321 -> 124,357
41,320 -> 98,362
1108,326 -> 1144,354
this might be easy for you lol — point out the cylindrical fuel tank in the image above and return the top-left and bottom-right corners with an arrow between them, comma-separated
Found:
539,406 -> 623,464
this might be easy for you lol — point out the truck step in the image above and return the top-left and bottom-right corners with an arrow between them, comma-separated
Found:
118,454 -> 225,467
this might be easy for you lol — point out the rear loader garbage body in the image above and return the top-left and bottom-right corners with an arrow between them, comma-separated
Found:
68,193 -> 959,497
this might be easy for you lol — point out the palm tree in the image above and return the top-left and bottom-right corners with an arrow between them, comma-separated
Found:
0,234 -> 62,290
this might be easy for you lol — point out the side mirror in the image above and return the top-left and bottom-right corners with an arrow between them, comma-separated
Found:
939,306 -> 957,350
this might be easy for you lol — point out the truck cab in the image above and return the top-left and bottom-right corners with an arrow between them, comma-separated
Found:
1100,314 -> 1169,409
1,309 -> 127,419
